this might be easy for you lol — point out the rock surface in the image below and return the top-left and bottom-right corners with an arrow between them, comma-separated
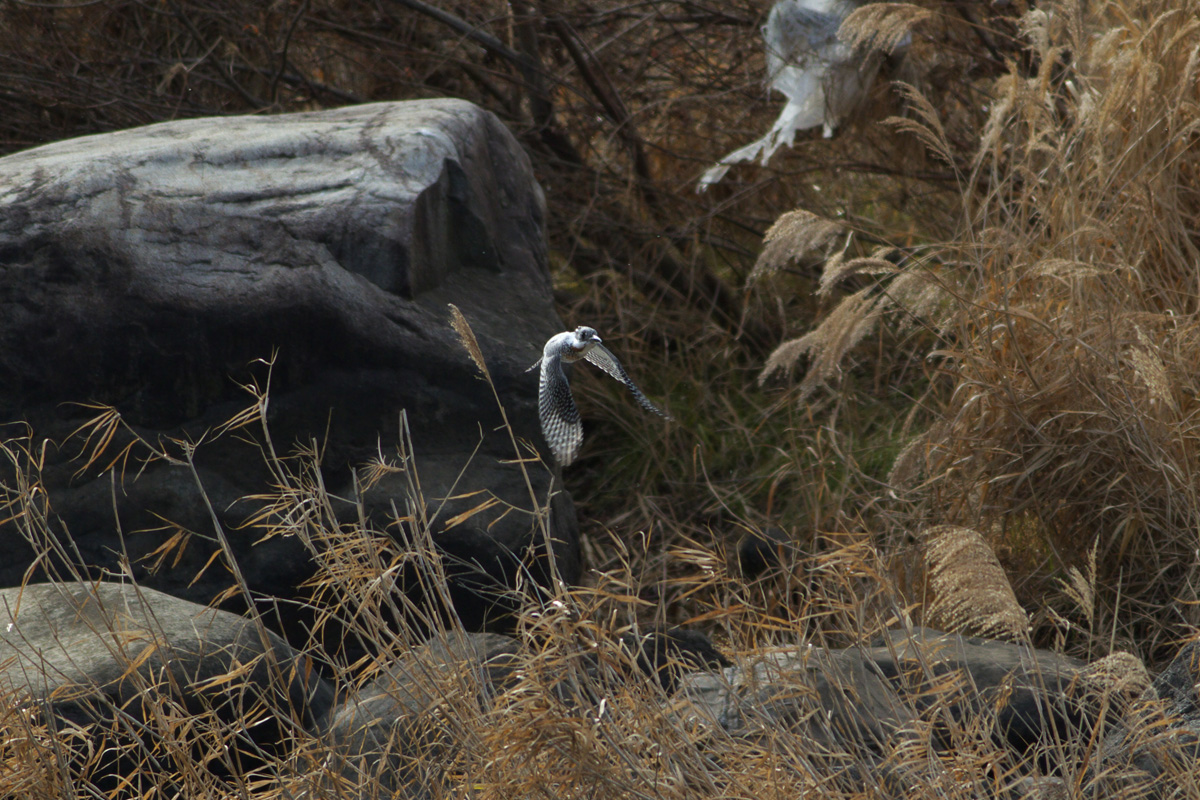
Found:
0,100 -> 579,646
324,632 -> 521,800
672,628 -> 1200,794
678,642 -> 918,788
0,581 -> 334,794
1097,640 -> 1200,792
5,582 -> 1198,800
865,627 -> 1093,758
676,627 -> 1098,790
321,627 -> 731,799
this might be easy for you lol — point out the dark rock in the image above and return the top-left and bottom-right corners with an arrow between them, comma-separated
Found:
676,628 -> 1102,792
323,632 -> 520,799
737,526 -> 798,579
0,581 -> 333,795
677,643 -> 918,791
0,100 -> 579,651
518,626 -> 735,705
1097,639 -> 1200,790
866,626 -> 1093,759
619,628 -> 733,692
1147,639 -> 1200,719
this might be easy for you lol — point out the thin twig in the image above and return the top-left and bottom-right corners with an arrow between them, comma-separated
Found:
550,16 -> 654,187
270,0 -> 311,104
388,0 -> 536,73
388,0 -> 583,164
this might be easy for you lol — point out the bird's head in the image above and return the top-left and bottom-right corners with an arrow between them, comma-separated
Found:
572,326 -> 602,352
544,325 -> 603,363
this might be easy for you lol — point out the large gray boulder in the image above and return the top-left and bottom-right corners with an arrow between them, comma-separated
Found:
0,99 -> 579,649
321,627 -> 730,800
677,641 -> 919,789
1096,640 -> 1200,796
865,627 -> 1093,757
0,581 -> 334,795
324,632 -> 522,800
675,628 -> 1098,792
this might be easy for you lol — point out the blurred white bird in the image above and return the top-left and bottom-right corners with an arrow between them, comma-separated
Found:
699,0 -> 899,190
529,326 -> 669,467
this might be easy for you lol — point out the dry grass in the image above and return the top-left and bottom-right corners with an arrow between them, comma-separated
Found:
751,0 -> 1200,659
923,0 -> 1200,656
0,368 -> 1197,798
1,396 -> 1192,798
3,0 -> 1200,796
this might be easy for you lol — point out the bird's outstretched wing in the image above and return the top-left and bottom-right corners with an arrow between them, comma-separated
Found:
584,344 -> 671,419
539,362 -> 583,466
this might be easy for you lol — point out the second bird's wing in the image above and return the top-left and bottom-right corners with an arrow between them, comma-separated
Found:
584,344 -> 671,419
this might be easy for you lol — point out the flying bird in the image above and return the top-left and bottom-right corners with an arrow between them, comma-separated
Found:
529,326 -> 669,466
699,0 -> 903,190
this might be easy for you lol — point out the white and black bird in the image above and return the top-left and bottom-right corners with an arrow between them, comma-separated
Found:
529,326 -> 669,467
699,0 -> 905,190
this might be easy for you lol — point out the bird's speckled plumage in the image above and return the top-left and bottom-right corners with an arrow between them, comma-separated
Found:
531,326 -> 669,466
